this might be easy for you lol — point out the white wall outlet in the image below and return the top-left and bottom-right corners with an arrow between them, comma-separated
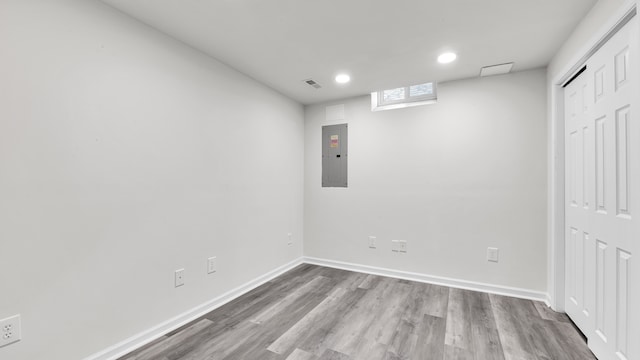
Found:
391,240 -> 407,253
487,247 -> 499,262
0,314 -> 21,348
207,257 -> 217,274
287,232 -> 293,246
368,236 -> 377,249
397,240 -> 407,253
175,268 -> 185,287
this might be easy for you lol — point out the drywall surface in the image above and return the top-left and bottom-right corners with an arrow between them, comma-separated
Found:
0,1 -> 303,359
549,0 -> 629,78
304,69 -> 548,292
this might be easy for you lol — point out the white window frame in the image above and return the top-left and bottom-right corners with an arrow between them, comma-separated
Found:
371,82 -> 437,111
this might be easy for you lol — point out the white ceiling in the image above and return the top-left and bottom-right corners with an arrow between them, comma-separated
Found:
101,0 -> 597,105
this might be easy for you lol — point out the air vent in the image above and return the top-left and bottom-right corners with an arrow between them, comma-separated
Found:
480,62 -> 514,77
303,79 -> 322,89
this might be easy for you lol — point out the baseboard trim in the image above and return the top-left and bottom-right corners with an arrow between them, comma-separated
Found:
545,294 -> 553,308
303,256 -> 548,303
84,257 -> 304,360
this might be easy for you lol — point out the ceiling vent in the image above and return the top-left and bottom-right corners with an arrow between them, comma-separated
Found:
480,62 -> 514,77
303,79 -> 322,89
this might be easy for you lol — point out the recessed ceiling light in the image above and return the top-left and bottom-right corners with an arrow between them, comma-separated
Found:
335,74 -> 351,84
438,52 -> 457,64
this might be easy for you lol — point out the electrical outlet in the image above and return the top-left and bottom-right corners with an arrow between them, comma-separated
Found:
0,314 -> 21,348
175,268 -> 185,287
368,236 -> 377,249
207,257 -> 217,274
287,233 -> 293,246
487,247 -> 499,262
391,240 -> 407,253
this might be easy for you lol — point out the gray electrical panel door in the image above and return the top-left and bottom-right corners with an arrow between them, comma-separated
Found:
322,123 -> 348,187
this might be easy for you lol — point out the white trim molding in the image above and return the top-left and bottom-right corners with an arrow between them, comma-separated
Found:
304,257 -> 548,303
83,257 -> 305,360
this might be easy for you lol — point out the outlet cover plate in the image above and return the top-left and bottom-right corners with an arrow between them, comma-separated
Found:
368,236 -> 377,249
391,239 -> 407,253
287,233 -> 293,246
207,257 -> 217,274
487,247 -> 499,262
175,268 -> 185,287
0,314 -> 21,348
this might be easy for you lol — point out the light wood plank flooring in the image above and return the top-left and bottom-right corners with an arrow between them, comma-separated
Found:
119,264 -> 596,360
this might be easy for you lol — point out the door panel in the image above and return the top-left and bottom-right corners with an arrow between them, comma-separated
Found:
565,63 -> 592,336
321,124 -> 348,187
564,15 -> 639,360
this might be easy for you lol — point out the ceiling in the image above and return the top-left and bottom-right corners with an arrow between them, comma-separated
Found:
100,0 -> 597,105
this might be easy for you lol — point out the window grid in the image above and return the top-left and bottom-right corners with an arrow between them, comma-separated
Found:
376,82 -> 437,107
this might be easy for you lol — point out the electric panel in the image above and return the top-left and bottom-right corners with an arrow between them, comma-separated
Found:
322,123 -> 348,187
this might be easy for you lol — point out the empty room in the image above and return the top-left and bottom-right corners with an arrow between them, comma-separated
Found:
1,0 -> 639,359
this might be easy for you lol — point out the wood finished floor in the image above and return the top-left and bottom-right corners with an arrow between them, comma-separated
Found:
119,264 -> 596,360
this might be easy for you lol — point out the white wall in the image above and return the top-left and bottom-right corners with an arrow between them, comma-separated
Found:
304,69 -> 548,292
548,0 -> 630,78
0,1 -> 304,359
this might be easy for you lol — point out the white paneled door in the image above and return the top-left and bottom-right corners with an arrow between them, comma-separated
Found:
564,15 -> 639,360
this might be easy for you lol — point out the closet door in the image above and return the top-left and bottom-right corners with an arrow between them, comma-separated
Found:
564,15 -> 639,360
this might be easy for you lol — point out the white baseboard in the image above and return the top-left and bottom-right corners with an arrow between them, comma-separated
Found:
84,257 -> 304,360
303,256 -> 549,303
544,294 -> 553,308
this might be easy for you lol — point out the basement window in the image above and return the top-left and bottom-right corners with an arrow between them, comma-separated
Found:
371,82 -> 437,111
